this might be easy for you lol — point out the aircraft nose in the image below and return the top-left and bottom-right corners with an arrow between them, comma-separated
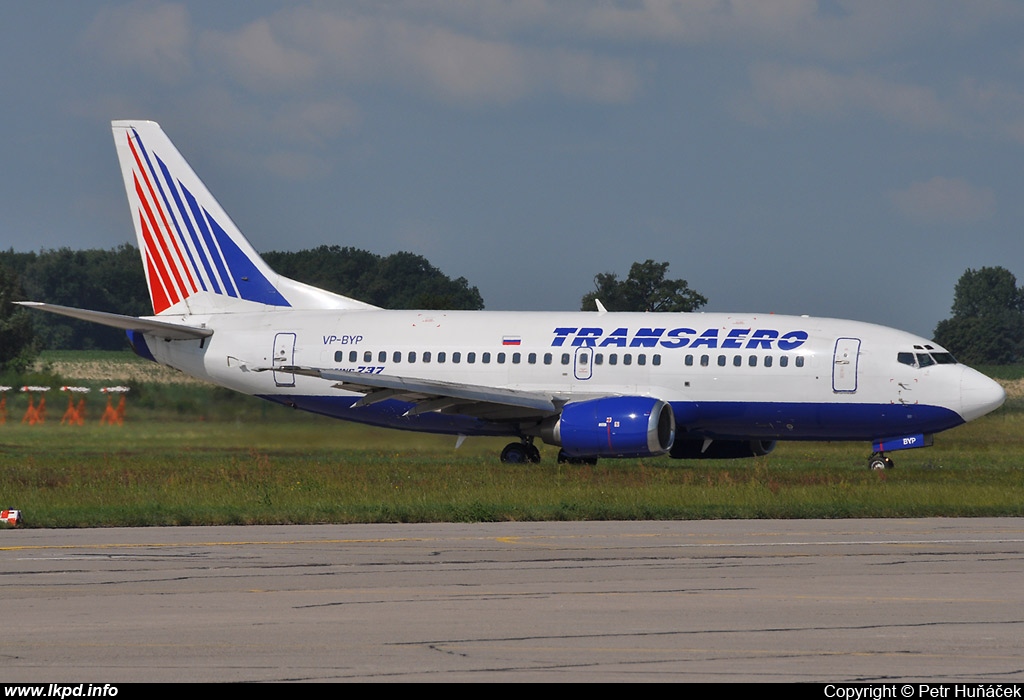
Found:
959,366 -> 1006,422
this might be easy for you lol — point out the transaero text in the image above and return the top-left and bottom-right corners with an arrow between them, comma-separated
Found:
551,327 -> 809,350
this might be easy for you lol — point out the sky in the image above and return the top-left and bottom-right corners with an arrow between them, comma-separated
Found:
2,0 -> 1023,338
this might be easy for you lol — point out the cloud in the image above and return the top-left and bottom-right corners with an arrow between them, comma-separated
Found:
200,19 -> 316,93
955,77 -> 1024,145
268,7 -> 639,105
889,177 -> 995,225
80,0 -> 192,83
735,63 -> 952,129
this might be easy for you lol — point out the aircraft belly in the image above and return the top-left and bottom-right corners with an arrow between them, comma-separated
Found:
670,400 -> 964,441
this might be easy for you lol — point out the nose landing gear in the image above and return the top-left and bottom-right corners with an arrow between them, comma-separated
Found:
868,452 -> 895,470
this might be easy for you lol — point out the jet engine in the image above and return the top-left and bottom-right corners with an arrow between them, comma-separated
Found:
540,396 -> 675,458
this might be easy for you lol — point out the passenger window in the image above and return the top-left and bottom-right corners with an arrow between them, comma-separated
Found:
700,355 -> 709,367
748,355 -> 757,367
733,355 -> 742,367
638,354 -> 646,366
349,351 -> 357,363
497,352 -> 505,364
393,351 -> 401,363
653,354 -> 661,366
467,352 -> 476,364
623,354 -> 632,366
528,353 -> 536,364
796,356 -> 805,368
609,354 -> 618,366
483,352 -> 491,363
561,353 -> 570,365
438,352 -> 446,363
685,355 -> 694,366
408,351 -> 416,363
453,352 -> 462,364
544,353 -> 552,365
594,354 -> 603,365
718,355 -> 726,367
334,351 -> 343,362
378,351 -> 387,363
764,355 -> 773,368
780,356 -> 789,367
423,351 -> 431,363
513,353 -> 522,364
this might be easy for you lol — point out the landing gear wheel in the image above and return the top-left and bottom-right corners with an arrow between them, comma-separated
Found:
868,452 -> 894,470
500,443 -> 529,463
525,443 -> 541,464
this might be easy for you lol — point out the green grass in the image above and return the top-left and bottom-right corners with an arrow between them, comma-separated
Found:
35,349 -> 143,364
1,355 -> 1022,527
1,411 -> 1021,527
975,364 -> 1024,380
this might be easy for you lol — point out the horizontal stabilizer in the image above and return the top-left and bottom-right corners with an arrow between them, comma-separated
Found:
16,302 -> 213,340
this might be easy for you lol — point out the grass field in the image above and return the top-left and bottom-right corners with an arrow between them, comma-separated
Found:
0,351 -> 1021,527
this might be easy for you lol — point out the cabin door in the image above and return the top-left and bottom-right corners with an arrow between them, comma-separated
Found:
832,337 -> 861,393
272,332 -> 297,387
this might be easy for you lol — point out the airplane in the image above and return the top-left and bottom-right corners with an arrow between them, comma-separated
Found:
19,120 -> 1007,469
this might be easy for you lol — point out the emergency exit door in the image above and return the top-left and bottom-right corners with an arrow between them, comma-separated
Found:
272,332 -> 296,387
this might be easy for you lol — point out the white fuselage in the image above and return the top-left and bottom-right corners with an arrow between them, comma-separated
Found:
141,308 -> 1004,444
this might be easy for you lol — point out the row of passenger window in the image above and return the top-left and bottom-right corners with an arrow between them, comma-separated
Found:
685,354 -> 806,368
334,350 -> 663,366
334,349 -> 805,369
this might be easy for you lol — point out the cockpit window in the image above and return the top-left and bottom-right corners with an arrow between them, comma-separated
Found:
899,350 -> 958,368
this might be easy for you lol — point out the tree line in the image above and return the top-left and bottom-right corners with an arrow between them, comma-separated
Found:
1,244 -> 1021,372
932,266 -> 1024,365
577,261 -> 1024,366
0,245 -> 483,365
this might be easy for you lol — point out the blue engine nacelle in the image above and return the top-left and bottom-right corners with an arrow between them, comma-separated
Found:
540,397 -> 675,458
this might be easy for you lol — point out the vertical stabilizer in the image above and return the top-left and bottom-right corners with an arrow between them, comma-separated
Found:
112,120 -> 377,315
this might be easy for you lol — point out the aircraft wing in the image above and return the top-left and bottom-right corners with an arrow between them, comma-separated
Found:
16,302 -> 213,340
278,366 -> 563,421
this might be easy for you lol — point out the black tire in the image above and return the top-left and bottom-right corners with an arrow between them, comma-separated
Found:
868,453 -> 893,470
501,443 -> 529,463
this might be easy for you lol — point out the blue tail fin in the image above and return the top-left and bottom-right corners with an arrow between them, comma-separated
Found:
112,120 -> 377,315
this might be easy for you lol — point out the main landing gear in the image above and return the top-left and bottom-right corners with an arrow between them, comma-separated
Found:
500,439 -> 541,464
498,439 -> 601,465
868,451 -> 895,470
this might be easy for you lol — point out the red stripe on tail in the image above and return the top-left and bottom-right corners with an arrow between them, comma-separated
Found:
144,246 -> 172,314
138,205 -> 178,312
134,174 -> 188,305
126,135 -> 198,295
